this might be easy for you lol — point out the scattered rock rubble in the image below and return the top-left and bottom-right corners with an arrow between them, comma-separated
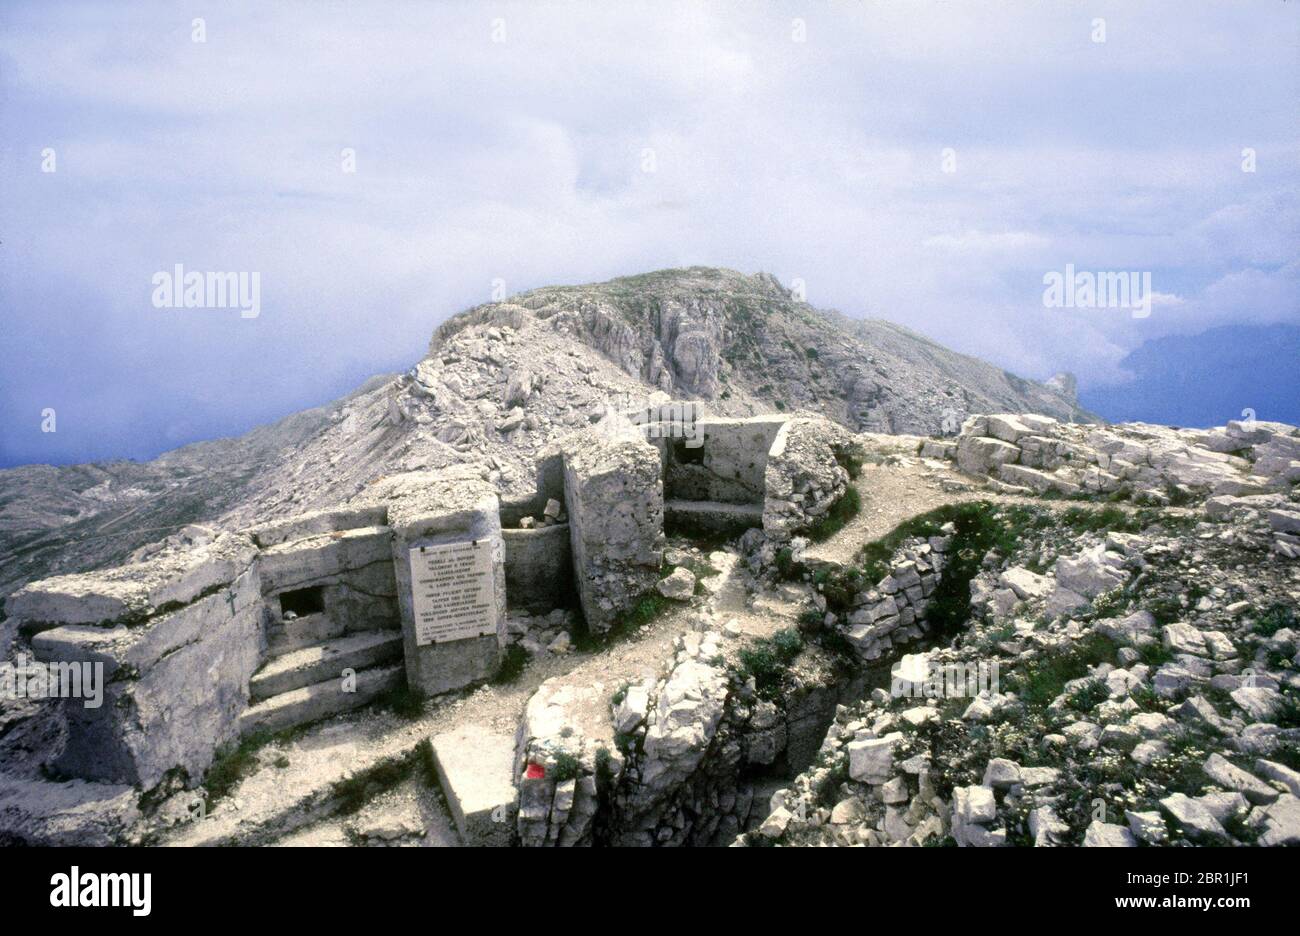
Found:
745,475 -> 1300,847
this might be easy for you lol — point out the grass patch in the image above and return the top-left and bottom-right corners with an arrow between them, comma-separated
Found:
573,591 -> 670,651
1057,505 -> 1137,534
550,750 -> 584,782
735,628 -> 804,700
1255,603 -> 1297,638
1136,642 -> 1175,668
798,606 -> 824,630
203,730 -> 274,806
1008,632 -> 1119,709
1064,678 -> 1110,713
834,448 -> 865,481
331,754 -> 415,816
807,486 -> 861,542
416,738 -> 438,787
1086,587 -> 1131,620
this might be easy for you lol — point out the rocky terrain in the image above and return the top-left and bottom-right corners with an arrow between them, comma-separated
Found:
754,490 -> 1300,846
2,407 -> 1297,847
4,268 -> 1296,850
0,268 -> 1084,602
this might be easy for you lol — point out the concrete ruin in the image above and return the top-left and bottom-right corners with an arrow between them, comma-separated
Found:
3,407 -> 858,793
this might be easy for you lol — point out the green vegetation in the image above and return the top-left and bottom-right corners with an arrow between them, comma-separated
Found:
775,546 -> 799,580
1255,603 -> 1297,638
573,591 -> 670,651
833,448 -> 865,481
798,606 -> 824,630
807,486 -> 861,542
1064,677 -> 1110,713
811,754 -> 848,806
331,754 -> 415,815
735,628 -> 804,700
550,750 -> 583,782
416,738 -> 438,787
204,732 -> 270,805
1008,631 -> 1119,708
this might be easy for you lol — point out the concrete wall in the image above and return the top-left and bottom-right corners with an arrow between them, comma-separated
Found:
562,430 -> 664,634
5,480 -> 508,789
362,469 -> 506,696
502,524 -> 575,613
257,525 -> 399,647
659,416 -> 787,505
16,536 -> 264,787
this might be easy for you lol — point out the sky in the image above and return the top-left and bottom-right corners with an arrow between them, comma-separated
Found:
1,0 -> 1297,467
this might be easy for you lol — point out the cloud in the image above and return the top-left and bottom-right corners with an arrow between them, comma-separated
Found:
1,0 -> 1298,465
923,230 -> 1052,252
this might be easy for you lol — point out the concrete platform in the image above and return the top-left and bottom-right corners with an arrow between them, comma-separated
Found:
250,630 -> 403,702
665,498 -> 764,535
429,724 -> 517,847
267,611 -> 347,657
239,664 -> 403,736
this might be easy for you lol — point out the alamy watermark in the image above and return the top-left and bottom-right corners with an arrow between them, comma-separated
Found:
891,659 -> 998,699
1042,264 -> 1152,319
1,654 -> 103,708
626,400 -> 702,447
50,867 -> 151,916
151,264 -> 260,319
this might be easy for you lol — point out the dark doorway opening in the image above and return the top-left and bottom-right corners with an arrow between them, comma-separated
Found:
673,437 -> 705,465
279,586 -> 325,618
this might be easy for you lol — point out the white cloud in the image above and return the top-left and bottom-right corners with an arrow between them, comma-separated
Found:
1,0 -> 1298,464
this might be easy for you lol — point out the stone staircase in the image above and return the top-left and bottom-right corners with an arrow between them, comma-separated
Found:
239,628 -> 404,736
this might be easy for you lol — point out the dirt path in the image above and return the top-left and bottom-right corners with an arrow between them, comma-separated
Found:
802,458 -> 984,566
803,456 -> 1181,568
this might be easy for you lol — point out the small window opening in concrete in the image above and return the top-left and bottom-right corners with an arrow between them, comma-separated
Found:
674,437 -> 705,465
279,586 -> 324,618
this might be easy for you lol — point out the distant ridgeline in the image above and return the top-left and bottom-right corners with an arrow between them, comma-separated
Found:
1081,324 -> 1300,429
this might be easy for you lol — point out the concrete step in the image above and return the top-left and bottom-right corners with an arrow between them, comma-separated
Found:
239,664 -> 404,737
429,725 -> 518,847
665,498 -> 764,535
267,611 -> 346,657
250,630 -> 403,702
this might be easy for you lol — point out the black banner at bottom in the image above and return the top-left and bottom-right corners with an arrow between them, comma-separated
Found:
0,845 -> 1281,923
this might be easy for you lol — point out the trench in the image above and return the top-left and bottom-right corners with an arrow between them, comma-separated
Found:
581,500 -> 1007,846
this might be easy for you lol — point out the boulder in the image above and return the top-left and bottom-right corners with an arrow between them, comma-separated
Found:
1055,545 -> 1127,599
956,435 -> 1021,475
1082,820 -> 1136,847
656,567 -> 696,601
1202,754 -> 1278,806
847,732 -> 902,784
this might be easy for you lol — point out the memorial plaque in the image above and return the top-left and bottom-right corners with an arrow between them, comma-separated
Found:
408,540 -> 496,646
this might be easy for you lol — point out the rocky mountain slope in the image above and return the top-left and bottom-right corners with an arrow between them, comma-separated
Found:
0,267 -> 1084,600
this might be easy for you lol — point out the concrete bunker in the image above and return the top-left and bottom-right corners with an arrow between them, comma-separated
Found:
3,408 -> 856,794
649,410 -> 788,537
